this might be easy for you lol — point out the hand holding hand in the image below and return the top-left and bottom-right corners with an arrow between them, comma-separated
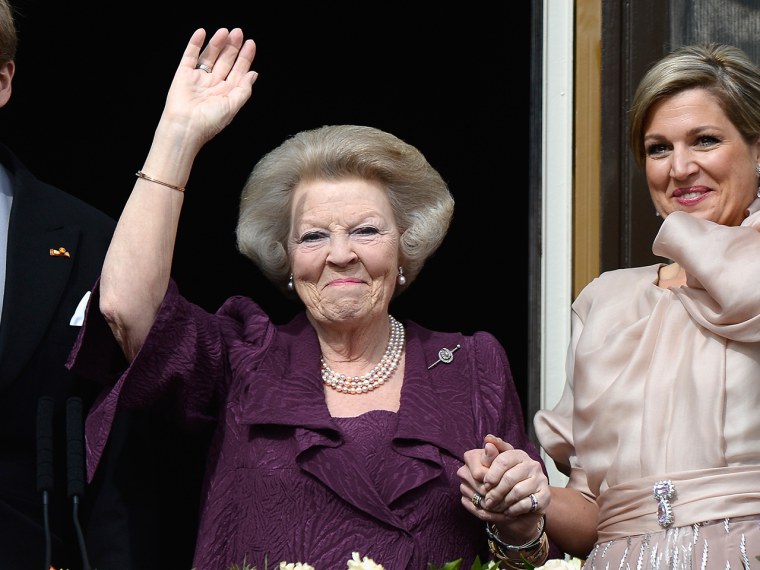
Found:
457,434 -> 549,542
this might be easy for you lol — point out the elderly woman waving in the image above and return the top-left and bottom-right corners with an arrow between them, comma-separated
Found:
67,27 -> 558,570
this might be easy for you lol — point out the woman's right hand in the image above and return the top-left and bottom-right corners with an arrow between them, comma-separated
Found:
99,27 -> 257,360
159,27 -> 258,151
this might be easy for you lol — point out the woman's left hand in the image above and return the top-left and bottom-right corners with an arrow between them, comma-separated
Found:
457,434 -> 550,529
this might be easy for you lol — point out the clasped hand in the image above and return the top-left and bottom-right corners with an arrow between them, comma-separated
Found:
457,434 -> 549,540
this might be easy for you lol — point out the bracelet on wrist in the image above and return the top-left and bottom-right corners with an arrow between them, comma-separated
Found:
486,514 -> 545,550
487,534 -> 549,569
488,533 -> 549,570
135,170 -> 186,193
486,516 -> 549,569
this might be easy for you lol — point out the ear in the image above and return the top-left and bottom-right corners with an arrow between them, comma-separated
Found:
754,135 -> 760,165
0,60 -> 15,108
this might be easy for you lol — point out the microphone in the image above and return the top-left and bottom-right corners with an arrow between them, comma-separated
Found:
37,396 -> 55,570
66,397 -> 84,498
66,397 -> 91,570
37,396 -> 55,493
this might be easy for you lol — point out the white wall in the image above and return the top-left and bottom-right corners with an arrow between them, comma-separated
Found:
540,0 -> 573,487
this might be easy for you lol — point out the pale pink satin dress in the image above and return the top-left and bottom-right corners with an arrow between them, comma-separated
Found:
535,201 -> 760,569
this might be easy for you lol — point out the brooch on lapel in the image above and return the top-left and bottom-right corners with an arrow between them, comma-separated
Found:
427,344 -> 461,369
49,247 -> 71,258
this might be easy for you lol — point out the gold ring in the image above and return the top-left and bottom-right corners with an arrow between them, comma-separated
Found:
472,492 -> 484,509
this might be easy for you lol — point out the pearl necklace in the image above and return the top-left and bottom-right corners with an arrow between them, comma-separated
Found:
321,315 -> 405,394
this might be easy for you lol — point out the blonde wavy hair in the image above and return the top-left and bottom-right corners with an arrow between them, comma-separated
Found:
629,43 -> 760,167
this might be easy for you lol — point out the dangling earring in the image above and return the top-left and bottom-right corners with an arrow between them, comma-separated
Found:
287,273 -> 294,292
655,211 -> 661,217
397,267 -> 406,286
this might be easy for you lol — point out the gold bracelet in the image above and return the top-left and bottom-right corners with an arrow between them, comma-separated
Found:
135,170 -> 186,193
488,532 -> 549,569
486,517 -> 549,569
486,515 -> 545,550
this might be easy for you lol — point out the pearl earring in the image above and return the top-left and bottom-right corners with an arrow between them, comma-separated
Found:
287,274 -> 294,292
397,267 -> 406,286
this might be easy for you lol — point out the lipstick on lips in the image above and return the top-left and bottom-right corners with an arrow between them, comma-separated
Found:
328,277 -> 364,286
672,186 -> 709,206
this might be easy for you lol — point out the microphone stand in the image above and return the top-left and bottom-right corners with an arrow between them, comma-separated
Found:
37,396 -> 55,570
66,397 -> 91,570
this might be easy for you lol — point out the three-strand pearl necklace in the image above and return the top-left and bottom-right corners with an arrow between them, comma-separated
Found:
321,314 -> 405,394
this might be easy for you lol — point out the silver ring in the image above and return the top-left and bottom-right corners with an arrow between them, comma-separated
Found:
528,493 -> 538,513
472,492 -> 484,509
195,63 -> 212,74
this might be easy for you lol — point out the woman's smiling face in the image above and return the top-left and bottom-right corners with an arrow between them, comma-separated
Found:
643,87 -> 760,226
287,176 -> 400,326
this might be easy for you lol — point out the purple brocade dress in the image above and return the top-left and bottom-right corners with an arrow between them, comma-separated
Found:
68,279 -> 554,569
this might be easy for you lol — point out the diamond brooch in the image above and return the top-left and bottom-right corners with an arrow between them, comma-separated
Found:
653,480 -> 676,528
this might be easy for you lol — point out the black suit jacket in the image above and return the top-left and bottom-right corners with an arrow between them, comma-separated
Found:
0,143 -> 161,570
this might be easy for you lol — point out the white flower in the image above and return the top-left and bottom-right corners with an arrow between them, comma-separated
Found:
278,562 -> 315,570
533,556 -> 583,570
346,551 -> 386,570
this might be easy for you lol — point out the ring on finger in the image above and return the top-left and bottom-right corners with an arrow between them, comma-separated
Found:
472,492 -> 484,509
528,492 -> 538,513
195,63 -> 213,73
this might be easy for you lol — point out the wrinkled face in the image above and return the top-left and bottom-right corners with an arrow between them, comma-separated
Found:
287,177 -> 400,326
643,87 -> 760,226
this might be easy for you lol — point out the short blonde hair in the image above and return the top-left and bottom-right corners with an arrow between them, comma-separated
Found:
629,43 -> 760,167
236,125 -> 454,294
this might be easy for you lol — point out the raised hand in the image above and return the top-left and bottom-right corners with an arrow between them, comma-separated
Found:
101,27 -> 258,360
161,28 -> 258,149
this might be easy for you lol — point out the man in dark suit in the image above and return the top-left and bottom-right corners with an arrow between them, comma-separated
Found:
0,1 -> 161,568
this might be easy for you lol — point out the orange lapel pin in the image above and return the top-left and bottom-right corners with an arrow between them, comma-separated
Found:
49,247 -> 71,258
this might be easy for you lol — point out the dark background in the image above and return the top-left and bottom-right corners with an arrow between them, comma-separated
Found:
2,2 -> 531,564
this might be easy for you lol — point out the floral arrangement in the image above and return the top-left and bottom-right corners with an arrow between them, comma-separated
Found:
53,553 -> 584,570
225,553 -> 584,570
52,554 -> 583,570
52,553 -> 583,570
227,553 -> 497,570
530,557 -> 583,570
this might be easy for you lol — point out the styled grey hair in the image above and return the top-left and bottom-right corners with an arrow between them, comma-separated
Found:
628,43 -> 760,168
236,124 -> 454,294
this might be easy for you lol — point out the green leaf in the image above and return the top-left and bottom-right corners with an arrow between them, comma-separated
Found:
427,559 -> 463,570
